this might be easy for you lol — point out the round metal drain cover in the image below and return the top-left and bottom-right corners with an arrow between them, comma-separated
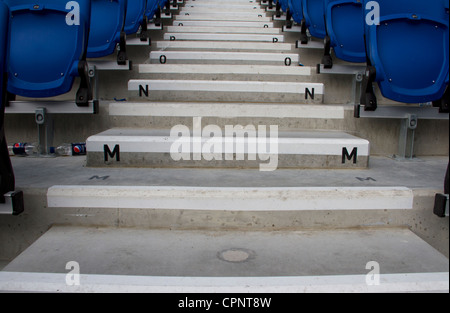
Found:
218,248 -> 255,263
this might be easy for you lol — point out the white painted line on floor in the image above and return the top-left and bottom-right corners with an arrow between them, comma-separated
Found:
163,32 -> 284,42
108,102 -> 344,119
166,26 -> 280,34
185,0 -> 258,3
181,3 -> 261,9
85,128 -> 369,157
139,64 -> 309,75
169,20 -> 274,27
180,8 -> 266,14
128,79 -> 323,95
283,25 -> 302,32
155,41 -> 291,51
0,272 -> 447,293
47,186 -> 411,211
148,51 -> 297,63
185,0 -> 258,2
174,14 -> 271,22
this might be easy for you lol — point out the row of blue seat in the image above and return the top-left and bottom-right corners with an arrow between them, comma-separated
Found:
1,0 -> 15,205
0,0 -> 168,202
0,0 -> 168,105
276,0 -> 449,111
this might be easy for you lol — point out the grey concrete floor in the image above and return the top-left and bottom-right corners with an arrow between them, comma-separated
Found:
3,225 -> 448,277
10,155 -> 449,190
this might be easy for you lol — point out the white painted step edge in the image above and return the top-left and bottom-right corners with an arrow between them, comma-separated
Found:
86,134 -> 369,156
174,15 -> 271,22
128,80 -> 324,95
165,26 -> 280,34
155,41 -> 292,51
163,33 -> 284,42
108,102 -> 345,119
47,186 -> 412,211
148,51 -> 298,63
139,64 -> 307,74
0,271 -> 447,293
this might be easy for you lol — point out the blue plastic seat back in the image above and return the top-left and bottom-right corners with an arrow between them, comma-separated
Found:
324,0 -> 365,63
3,0 -> 91,98
145,0 -> 159,20
124,0 -> 146,35
0,0 -> 14,199
87,0 -> 127,58
289,0 -> 303,24
1,1 -> 7,106
279,0 -> 289,12
364,0 -> 449,103
302,0 -> 326,38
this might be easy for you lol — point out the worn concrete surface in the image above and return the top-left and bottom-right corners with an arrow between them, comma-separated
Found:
3,226 -> 448,277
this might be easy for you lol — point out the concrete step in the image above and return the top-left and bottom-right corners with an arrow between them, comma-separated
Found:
85,127 -> 369,169
137,64 -> 310,81
174,14 -> 271,22
165,25 -> 281,34
1,226 -> 447,292
108,101 -> 344,119
47,185 -> 407,211
154,40 -> 292,52
3,155 -> 449,259
184,0 -> 258,2
181,2 -> 262,9
148,51 -> 298,65
184,0 -> 259,3
127,79 -> 324,103
163,32 -> 283,42
179,7 -> 267,14
169,20 -> 275,28
107,101 -> 347,130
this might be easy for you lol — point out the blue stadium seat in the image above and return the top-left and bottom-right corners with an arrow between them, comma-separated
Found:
146,0 -> 162,26
322,0 -> 366,68
3,0 -> 92,106
361,0 -> 449,112
124,0 -> 147,39
299,0 -> 326,44
0,1 -> 6,94
1,1 -> 17,208
274,0 -> 289,20
289,0 -> 304,24
87,0 -> 128,65
281,0 -> 290,12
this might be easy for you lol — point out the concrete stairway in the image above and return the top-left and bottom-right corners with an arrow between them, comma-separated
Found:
1,0 -> 448,293
88,0 -> 368,169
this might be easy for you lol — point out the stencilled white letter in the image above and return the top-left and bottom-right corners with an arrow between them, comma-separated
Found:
66,1 -> 80,26
365,1 -> 380,26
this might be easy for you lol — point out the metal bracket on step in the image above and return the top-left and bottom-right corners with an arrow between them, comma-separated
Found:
296,39 -> 323,49
87,60 -> 132,72
35,107 -> 54,156
0,191 -> 24,216
355,105 -> 449,161
395,114 -> 417,160
317,64 -> 365,105
5,100 -> 98,115
354,105 -> 449,119
87,61 -> 131,103
126,37 -> 151,46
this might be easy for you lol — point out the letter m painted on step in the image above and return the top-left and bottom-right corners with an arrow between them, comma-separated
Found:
104,144 -> 120,162
342,147 -> 357,164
